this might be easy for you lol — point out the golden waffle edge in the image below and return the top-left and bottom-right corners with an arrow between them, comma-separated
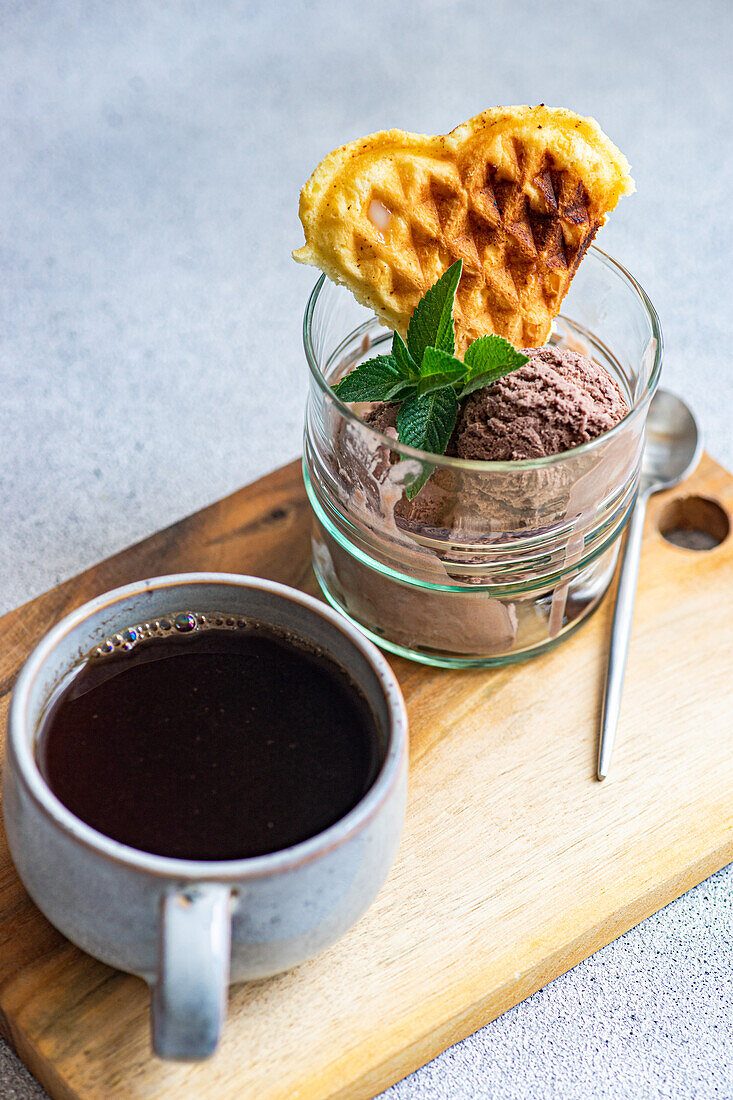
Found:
293,105 -> 634,350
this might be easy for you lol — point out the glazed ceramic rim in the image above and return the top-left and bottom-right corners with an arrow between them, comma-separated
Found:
303,245 -> 663,471
7,573 -> 408,881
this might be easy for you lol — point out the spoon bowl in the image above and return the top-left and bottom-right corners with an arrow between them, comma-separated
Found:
641,389 -> 702,494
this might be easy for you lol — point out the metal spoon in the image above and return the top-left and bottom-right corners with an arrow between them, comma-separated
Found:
597,389 -> 702,780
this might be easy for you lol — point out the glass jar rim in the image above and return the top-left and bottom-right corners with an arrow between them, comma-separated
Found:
302,246 -> 663,473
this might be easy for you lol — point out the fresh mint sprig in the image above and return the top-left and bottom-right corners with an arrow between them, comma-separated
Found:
461,334 -> 529,397
331,259 -> 529,498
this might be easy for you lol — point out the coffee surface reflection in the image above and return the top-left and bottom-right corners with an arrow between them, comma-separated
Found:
36,614 -> 381,861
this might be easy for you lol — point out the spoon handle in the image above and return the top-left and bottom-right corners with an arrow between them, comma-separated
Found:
597,491 -> 649,780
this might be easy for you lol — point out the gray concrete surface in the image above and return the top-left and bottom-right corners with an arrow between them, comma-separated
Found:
1,1 -> 731,1097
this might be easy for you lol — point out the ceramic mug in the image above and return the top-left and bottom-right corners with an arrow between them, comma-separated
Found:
3,574 -> 408,1060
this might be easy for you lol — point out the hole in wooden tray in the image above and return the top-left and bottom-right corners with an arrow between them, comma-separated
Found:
658,495 -> 730,551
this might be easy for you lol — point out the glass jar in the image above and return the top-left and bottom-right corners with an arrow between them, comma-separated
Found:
302,247 -> 662,668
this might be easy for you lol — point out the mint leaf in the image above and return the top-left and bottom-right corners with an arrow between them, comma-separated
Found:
330,264 -> 528,496
460,335 -> 529,398
332,355 -> 416,403
406,259 -> 463,361
416,346 -> 466,396
397,385 -> 459,499
392,332 -> 420,380
402,462 -> 434,502
397,386 -> 459,457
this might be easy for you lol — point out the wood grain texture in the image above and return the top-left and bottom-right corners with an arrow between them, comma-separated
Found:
0,454 -> 731,1100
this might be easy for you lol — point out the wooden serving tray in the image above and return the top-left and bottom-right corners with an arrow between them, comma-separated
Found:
1,455 -> 732,1100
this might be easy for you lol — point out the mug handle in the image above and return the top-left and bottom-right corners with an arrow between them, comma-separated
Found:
152,884 -> 232,1060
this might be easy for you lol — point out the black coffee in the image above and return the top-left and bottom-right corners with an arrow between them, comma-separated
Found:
36,614 -> 382,861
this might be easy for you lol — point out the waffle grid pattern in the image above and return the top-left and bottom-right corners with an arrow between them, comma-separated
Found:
295,107 -> 633,351
353,145 -> 599,351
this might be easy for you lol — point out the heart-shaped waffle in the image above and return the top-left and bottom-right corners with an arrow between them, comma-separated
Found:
294,106 -> 633,351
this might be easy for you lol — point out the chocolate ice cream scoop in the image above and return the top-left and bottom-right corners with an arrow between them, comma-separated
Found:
456,347 -> 628,462
363,346 -> 628,464
360,346 -> 629,533
362,401 -> 400,439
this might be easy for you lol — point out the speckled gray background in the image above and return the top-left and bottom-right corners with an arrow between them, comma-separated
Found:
1,1 -> 731,1097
